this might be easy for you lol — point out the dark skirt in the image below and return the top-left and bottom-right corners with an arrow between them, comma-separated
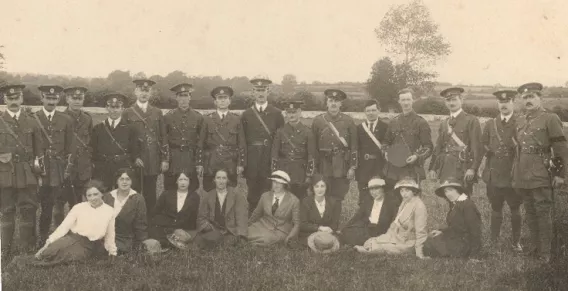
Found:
340,222 -> 384,246
33,233 -> 98,267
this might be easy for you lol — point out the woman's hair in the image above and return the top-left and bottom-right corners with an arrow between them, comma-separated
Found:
175,172 -> 190,181
214,168 -> 229,177
310,174 -> 328,195
84,179 -> 106,193
114,168 -> 137,187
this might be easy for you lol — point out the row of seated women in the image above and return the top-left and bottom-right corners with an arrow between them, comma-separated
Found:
28,167 -> 483,267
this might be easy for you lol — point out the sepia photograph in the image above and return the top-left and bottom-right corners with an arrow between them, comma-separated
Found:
1,0 -> 568,290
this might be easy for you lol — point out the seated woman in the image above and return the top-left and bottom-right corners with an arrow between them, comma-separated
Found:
248,170 -> 300,246
339,177 -> 400,246
196,169 -> 248,248
33,180 -> 116,266
103,168 -> 148,254
423,178 -> 482,259
355,177 -> 428,259
148,172 -> 200,248
298,174 -> 341,246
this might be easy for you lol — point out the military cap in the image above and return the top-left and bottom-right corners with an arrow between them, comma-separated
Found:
250,75 -> 272,87
132,79 -> 156,88
0,84 -> 25,96
63,86 -> 88,96
434,178 -> 465,198
170,83 -> 194,95
283,101 -> 304,112
440,87 -> 464,99
210,86 -> 234,98
493,90 -> 517,102
517,82 -> 543,95
104,93 -> 128,107
38,85 -> 64,95
324,89 -> 347,101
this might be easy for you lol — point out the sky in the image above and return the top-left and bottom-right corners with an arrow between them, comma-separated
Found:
1,0 -> 567,86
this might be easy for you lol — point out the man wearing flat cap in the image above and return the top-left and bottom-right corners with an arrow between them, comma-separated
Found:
312,89 -> 358,204
61,86 -> 92,207
0,84 -> 43,257
271,101 -> 316,200
34,85 -> 76,246
429,87 -> 483,196
163,83 -> 203,192
481,90 -> 523,251
197,86 -> 246,192
123,79 -> 167,220
91,93 -> 140,190
512,82 -> 568,263
241,76 -> 285,210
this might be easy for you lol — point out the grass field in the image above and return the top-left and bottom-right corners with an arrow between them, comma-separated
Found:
2,115 -> 568,291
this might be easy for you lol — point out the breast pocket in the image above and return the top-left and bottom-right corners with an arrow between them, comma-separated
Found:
51,128 -> 65,145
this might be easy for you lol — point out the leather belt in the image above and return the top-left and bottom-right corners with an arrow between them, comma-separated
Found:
364,154 -> 378,160
170,144 -> 194,152
444,146 -> 465,153
520,146 -> 549,155
11,153 -> 31,163
249,139 -> 269,146
98,154 -> 128,161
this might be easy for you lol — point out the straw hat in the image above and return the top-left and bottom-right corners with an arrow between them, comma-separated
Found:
307,232 -> 340,254
435,178 -> 464,198
268,170 -> 291,185
167,229 -> 194,250
393,178 -> 421,195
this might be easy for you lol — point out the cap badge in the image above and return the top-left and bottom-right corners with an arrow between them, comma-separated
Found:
524,88 -> 528,92
144,82 -> 148,87
76,89 -> 81,94
50,88 -> 55,94
501,93 -> 506,98
289,104 -> 294,109
332,92 -> 337,97
112,97 -> 118,103
257,81 -> 262,86
220,89 -> 224,94
180,86 -> 185,92
9,88 -> 14,94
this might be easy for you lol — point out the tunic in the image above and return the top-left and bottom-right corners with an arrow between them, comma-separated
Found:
355,119 -> 387,184
63,108 -> 93,181
271,122 -> 316,184
481,114 -> 518,187
312,112 -> 358,178
248,191 -> 300,246
163,108 -> 204,175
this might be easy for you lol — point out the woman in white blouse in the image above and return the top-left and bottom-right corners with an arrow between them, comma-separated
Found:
33,180 -> 117,266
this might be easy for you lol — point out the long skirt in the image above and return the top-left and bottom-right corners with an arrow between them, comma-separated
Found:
33,233 -> 98,267
248,222 -> 288,246
360,231 -> 414,255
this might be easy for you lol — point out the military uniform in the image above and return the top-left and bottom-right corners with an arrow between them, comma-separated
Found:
355,117 -> 387,205
383,111 -> 432,183
35,85 -> 75,245
123,79 -> 167,219
0,84 -> 43,254
241,77 -> 285,209
199,87 -> 246,192
91,94 -> 140,190
481,90 -> 523,246
163,83 -> 204,192
271,101 -> 316,200
61,87 -> 93,207
512,83 -> 568,259
429,88 -> 483,195
312,89 -> 358,201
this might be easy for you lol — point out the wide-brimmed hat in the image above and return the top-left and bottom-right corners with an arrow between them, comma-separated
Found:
167,229 -> 194,250
367,177 -> 386,190
435,178 -> 464,198
268,170 -> 291,185
394,178 -> 421,195
307,232 -> 340,254
142,239 -> 169,255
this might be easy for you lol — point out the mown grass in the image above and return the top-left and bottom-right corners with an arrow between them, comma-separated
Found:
2,115 -> 568,291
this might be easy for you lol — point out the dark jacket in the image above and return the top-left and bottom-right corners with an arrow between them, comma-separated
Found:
152,190 -> 201,231
103,191 -> 148,253
299,196 -> 341,243
481,114 -> 518,187
356,119 -> 388,184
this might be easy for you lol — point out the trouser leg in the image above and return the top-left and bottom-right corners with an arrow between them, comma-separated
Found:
520,189 -> 539,254
53,186 -> 66,228
38,186 -> 54,245
487,185 -> 505,241
534,187 -> 553,257
143,175 -> 158,220
289,183 -> 307,201
329,177 -> 350,201
357,183 -> 372,207
1,188 -> 16,255
504,187 -> 523,245
247,177 -> 269,212
18,186 -> 38,253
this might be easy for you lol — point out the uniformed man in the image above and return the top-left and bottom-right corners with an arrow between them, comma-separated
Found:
35,85 -> 75,246
428,87 -> 483,195
384,88 -> 432,186
481,89 -> 523,251
91,93 -> 140,190
271,101 -> 316,200
197,86 -> 246,192
355,99 -> 387,205
512,82 -> 568,263
123,79 -> 167,219
0,84 -> 43,257
163,83 -> 203,192
312,89 -> 358,203
62,86 -> 92,206
241,76 -> 285,210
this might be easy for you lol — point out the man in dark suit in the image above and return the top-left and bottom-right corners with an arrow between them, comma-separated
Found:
356,100 -> 388,206
241,76 -> 285,210
35,85 -> 75,246
481,90 -> 523,252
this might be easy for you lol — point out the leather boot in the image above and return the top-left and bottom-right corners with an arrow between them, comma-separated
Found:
1,212 -> 15,258
18,207 -> 37,253
490,211 -> 503,242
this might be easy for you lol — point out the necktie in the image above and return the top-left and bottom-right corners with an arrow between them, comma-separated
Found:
259,107 -> 263,114
272,197 -> 279,215
502,118 -> 507,124
111,120 -> 116,129
221,114 -> 225,121
48,115 -> 52,122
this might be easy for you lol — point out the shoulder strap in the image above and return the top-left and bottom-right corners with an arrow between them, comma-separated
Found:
492,118 -> 503,144
33,113 -> 53,145
0,116 -> 27,151
103,123 -> 127,154
251,107 -> 272,136
131,107 -> 162,147
446,118 -> 466,148
279,128 -> 297,150
362,122 -> 382,150
323,115 -> 348,147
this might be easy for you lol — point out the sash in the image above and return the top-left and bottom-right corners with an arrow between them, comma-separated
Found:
214,126 -> 228,144
446,119 -> 466,148
362,122 -> 382,150
33,114 -> 54,145
251,106 -> 272,136
323,116 -> 348,147
103,122 -> 128,154
131,107 -> 162,147
0,115 -> 27,151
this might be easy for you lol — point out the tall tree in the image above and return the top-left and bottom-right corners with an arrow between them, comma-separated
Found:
366,57 -> 399,110
281,74 -> 298,97
0,45 -> 5,70
375,0 -> 450,88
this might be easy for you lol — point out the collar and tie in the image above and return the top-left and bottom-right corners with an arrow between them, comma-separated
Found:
47,114 -> 53,122
501,117 -> 507,124
221,113 -> 225,121
367,120 -> 376,132
272,197 -> 280,215
258,106 -> 264,114
111,119 -> 116,128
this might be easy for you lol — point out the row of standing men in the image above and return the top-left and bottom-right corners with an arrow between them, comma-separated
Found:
0,78 -> 566,263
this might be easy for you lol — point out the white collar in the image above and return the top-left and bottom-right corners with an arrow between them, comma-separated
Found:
43,108 -> 55,118
450,108 -> 463,118
136,100 -> 148,110
107,117 -> 121,127
500,113 -> 513,122
366,118 -> 378,124
256,102 -> 267,111
217,188 -> 228,195
110,188 -> 137,199
456,193 -> 468,202
217,110 -> 229,118
177,191 -> 188,197
314,197 -> 326,205
7,109 -> 21,119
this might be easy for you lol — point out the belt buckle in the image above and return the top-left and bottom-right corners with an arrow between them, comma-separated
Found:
180,145 -> 189,151
364,154 -> 370,160
13,154 -> 20,162
263,139 -> 269,146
